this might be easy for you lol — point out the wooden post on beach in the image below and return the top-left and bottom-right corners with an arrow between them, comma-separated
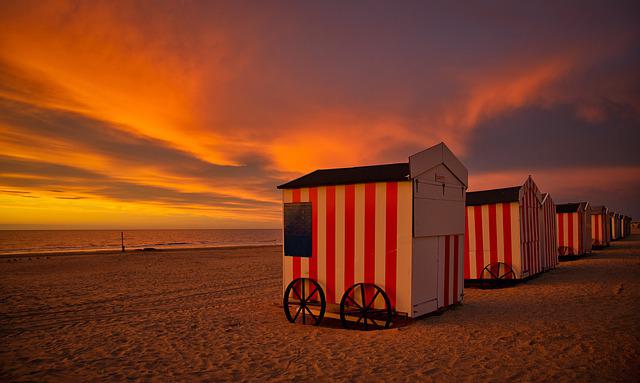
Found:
121,232 -> 125,253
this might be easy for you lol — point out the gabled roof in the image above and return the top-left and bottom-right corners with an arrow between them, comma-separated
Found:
277,163 -> 410,189
540,192 -> 551,205
409,142 -> 468,187
277,142 -> 468,190
590,205 -> 607,214
466,186 -> 521,206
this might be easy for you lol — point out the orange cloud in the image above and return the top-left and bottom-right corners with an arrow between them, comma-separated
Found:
0,1 -> 637,227
0,1 -> 246,166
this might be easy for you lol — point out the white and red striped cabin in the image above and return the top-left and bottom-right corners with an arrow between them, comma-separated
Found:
556,202 -> 592,256
278,142 -> 468,321
611,213 -> 621,240
608,212 -> 617,241
464,176 -> 551,280
590,205 -> 610,248
540,193 -> 558,272
617,214 -> 623,239
619,215 -> 628,238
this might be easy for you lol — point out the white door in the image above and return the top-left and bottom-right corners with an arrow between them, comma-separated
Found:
412,236 -> 438,317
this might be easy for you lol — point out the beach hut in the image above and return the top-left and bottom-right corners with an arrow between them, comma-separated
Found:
540,193 -> 559,272
556,202 -> 592,256
617,213 -> 623,239
617,214 -> 623,239
590,205 -> 610,248
618,215 -> 624,239
464,176 -> 552,282
277,142 -> 467,329
621,215 -> 630,238
609,212 -> 617,241
625,216 -> 633,236
611,213 -> 621,240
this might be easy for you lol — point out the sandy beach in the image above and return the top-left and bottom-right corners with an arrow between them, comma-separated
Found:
1,237 -> 639,382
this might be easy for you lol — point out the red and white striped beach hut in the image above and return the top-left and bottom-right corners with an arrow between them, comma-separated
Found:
611,212 -> 621,240
464,176 -> 553,281
608,212 -> 617,241
556,202 -> 592,256
277,142 -> 467,329
590,205 -> 610,248
620,215 -> 629,238
540,193 -> 558,272
617,214 -> 624,239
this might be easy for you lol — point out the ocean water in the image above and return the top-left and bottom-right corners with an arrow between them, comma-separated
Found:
0,229 -> 281,255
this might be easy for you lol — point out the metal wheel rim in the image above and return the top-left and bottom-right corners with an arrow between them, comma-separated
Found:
480,262 -> 515,288
339,283 -> 392,331
283,278 -> 326,326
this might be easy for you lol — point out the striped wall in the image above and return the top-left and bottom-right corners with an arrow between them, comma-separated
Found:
591,213 -> 607,247
439,235 -> 464,308
520,178 -> 542,277
540,195 -> 558,271
604,213 -> 611,244
464,202 -> 522,279
557,208 -> 591,256
282,181 -> 414,315
583,210 -> 592,253
557,213 -> 581,255
464,178 -> 550,280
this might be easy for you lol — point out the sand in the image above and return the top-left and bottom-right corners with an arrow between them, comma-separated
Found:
1,238 -> 639,382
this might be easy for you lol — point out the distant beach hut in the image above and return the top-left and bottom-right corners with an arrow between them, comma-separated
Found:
556,202 -> 592,256
624,216 -> 632,237
620,215 -> 629,238
464,176 -> 555,283
590,205 -> 610,248
608,212 -> 617,241
540,193 -> 559,272
618,213 -> 623,239
277,142 -> 467,329
611,212 -> 621,241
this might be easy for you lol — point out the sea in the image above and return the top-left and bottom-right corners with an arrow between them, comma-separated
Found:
0,229 -> 282,255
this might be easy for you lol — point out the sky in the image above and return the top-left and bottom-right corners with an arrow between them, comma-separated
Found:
0,0 -> 638,229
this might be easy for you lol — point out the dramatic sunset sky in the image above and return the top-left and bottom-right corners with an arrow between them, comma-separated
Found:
0,1 -> 638,229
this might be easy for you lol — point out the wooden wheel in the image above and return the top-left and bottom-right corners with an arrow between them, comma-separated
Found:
340,283 -> 392,331
480,262 -> 516,289
283,278 -> 325,326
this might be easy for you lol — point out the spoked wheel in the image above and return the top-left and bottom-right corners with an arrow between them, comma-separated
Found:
480,262 -> 516,289
558,246 -> 573,256
340,283 -> 392,331
283,278 -> 326,326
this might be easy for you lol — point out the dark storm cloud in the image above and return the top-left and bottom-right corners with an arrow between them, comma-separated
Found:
464,103 -> 640,172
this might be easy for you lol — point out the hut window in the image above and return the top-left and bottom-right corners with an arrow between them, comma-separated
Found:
284,202 -> 312,257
